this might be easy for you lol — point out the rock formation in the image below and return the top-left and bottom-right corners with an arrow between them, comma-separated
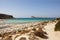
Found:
31,16 -> 36,18
0,13 -> 14,19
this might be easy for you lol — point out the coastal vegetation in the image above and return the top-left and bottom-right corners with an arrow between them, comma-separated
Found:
56,17 -> 60,20
55,21 -> 60,31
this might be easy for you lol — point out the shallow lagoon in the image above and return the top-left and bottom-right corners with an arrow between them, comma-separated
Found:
4,18 -> 55,24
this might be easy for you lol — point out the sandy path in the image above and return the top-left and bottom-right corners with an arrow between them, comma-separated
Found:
44,22 -> 60,40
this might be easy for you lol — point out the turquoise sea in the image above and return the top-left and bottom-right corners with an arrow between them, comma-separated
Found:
4,18 -> 55,24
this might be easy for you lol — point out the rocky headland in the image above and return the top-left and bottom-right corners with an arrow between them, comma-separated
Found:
0,13 -> 14,19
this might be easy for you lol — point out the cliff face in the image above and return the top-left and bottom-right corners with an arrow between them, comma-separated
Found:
0,14 -> 14,19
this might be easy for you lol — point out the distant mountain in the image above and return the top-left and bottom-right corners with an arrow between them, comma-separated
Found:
0,13 -> 14,19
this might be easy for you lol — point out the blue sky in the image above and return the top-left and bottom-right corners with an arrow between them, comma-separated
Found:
0,0 -> 60,18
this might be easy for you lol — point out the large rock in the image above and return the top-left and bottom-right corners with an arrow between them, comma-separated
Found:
0,14 -> 14,19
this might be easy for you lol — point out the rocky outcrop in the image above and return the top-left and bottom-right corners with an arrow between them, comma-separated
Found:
31,16 -> 36,18
0,14 -> 14,19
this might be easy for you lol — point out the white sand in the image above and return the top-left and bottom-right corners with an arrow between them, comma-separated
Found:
44,22 -> 60,40
15,34 -> 30,40
10,22 -> 60,40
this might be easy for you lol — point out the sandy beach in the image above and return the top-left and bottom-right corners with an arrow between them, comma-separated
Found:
44,21 -> 60,40
0,20 -> 60,40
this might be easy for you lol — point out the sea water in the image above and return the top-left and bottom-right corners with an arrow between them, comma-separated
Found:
4,18 -> 55,24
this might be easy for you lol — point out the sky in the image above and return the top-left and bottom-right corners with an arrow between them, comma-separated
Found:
0,0 -> 60,18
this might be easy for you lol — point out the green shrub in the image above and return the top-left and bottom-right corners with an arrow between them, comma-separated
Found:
56,18 -> 60,20
55,21 -> 60,31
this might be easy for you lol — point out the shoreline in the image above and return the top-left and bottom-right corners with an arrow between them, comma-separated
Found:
0,18 -> 54,24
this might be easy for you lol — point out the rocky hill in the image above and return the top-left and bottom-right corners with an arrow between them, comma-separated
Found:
0,14 -> 14,19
